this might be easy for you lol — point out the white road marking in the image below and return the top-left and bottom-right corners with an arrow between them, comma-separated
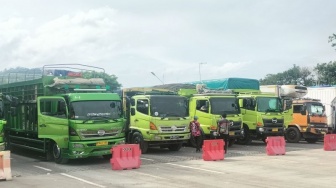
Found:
166,163 -> 225,174
60,173 -> 106,188
132,171 -> 169,180
140,157 -> 154,161
33,165 -> 52,172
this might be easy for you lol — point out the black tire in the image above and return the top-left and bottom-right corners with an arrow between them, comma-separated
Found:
132,132 -> 148,154
102,154 -> 112,160
51,142 -> 69,164
228,139 -> 235,147
168,143 -> 183,151
237,125 -> 252,145
285,127 -> 301,143
306,138 -> 318,144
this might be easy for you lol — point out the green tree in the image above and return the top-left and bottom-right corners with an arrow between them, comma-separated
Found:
314,61 -> 336,85
259,64 -> 314,86
82,71 -> 122,90
329,33 -> 336,49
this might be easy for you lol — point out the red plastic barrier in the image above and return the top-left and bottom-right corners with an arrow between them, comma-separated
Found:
110,144 -> 141,170
265,136 -> 286,155
324,134 -> 336,151
202,139 -> 225,161
0,151 -> 12,181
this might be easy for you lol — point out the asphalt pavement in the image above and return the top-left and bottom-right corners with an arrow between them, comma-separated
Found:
1,141 -> 335,188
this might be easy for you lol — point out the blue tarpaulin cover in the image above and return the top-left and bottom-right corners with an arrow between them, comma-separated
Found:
187,77 -> 260,90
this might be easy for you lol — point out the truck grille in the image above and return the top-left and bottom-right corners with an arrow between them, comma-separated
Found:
80,129 -> 120,138
230,121 -> 242,131
159,126 -> 186,133
263,118 -> 284,127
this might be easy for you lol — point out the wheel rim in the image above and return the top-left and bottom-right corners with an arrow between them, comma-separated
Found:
134,135 -> 141,144
287,129 -> 297,140
53,143 -> 61,158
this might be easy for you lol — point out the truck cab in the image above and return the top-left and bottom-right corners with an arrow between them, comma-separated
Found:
188,94 -> 243,146
237,93 -> 287,144
123,88 -> 190,153
286,98 -> 328,143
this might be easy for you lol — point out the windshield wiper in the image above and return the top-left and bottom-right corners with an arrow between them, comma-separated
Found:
160,112 -> 186,120
83,116 -> 95,124
82,115 -> 112,123
265,109 -> 280,114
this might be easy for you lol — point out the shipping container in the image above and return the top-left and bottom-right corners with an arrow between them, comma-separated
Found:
306,87 -> 336,127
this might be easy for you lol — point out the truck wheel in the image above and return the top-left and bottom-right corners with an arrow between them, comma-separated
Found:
51,142 -> 69,164
168,143 -> 182,151
102,154 -> 112,160
285,127 -> 301,143
132,132 -> 148,154
237,126 -> 252,145
305,138 -> 318,143
228,139 -> 235,147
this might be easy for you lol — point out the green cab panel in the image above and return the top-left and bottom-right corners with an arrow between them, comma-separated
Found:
38,96 -> 69,148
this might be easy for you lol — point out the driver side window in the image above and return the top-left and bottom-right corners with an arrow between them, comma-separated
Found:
136,99 -> 149,115
197,100 -> 209,113
40,99 -> 67,119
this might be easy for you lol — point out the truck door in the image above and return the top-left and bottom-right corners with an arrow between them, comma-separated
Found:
130,98 -> 150,130
37,96 -> 69,148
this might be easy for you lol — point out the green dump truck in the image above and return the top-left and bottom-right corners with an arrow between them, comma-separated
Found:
152,83 -> 243,147
0,94 -> 5,151
0,64 -> 125,163
122,87 -> 190,153
187,78 -> 291,144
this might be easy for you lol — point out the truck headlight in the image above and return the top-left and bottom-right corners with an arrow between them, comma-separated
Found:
259,128 -> 264,132
73,143 -> 84,148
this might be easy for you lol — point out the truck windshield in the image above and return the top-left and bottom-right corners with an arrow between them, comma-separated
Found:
210,97 -> 240,115
150,96 -> 188,118
257,97 -> 283,113
308,103 -> 324,116
70,100 -> 122,120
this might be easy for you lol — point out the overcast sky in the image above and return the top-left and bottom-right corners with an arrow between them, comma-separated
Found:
0,0 -> 335,88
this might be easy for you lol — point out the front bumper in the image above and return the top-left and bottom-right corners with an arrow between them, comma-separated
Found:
64,137 -> 125,159
210,129 -> 244,139
145,132 -> 190,142
256,127 -> 285,137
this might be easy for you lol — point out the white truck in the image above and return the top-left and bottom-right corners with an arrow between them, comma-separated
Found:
306,86 -> 336,131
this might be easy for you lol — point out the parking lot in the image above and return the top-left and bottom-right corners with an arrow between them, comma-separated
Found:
2,140 -> 335,188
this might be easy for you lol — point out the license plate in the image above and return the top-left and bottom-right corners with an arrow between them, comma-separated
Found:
272,128 -> 278,132
96,141 -> 108,146
229,131 -> 235,136
170,135 -> 179,139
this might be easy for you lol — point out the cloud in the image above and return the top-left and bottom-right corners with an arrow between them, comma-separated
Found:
0,1 -> 336,88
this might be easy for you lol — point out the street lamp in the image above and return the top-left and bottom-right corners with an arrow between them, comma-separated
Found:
151,72 -> 164,85
199,62 -> 207,82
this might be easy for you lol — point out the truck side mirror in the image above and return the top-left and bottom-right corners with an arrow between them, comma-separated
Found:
252,99 -> 256,107
242,99 -> 247,107
300,105 -> 307,115
131,108 -> 135,116
131,99 -> 135,106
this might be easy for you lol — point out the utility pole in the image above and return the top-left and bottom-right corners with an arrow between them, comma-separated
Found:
199,62 -> 207,82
